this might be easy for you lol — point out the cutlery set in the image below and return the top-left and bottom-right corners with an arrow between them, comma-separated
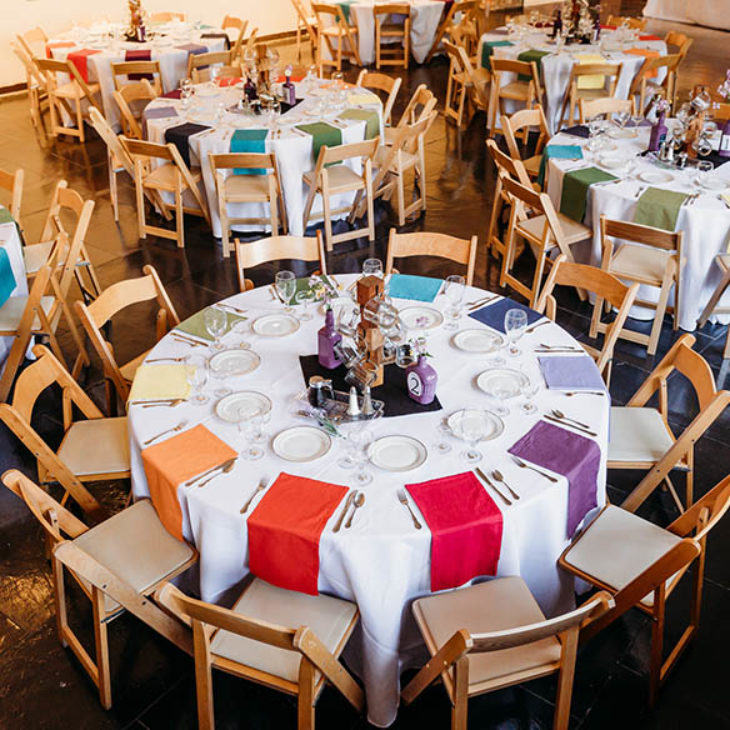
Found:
467,294 -> 498,311
474,467 -> 512,506
172,332 -> 207,347
543,410 -> 597,437
334,490 -> 366,530
144,419 -> 188,446
185,457 -> 238,488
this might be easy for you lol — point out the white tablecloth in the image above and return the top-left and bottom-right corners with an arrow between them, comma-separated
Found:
145,80 -> 384,238
128,275 -> 608,727
545,127 -> 730,329
0,220 -> 29,370
479,29 -> 668,133
644,0 -> 730,31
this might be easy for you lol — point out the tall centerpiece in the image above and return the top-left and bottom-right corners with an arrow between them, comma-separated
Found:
717,70 -> 730,158
126,0 -> 147,42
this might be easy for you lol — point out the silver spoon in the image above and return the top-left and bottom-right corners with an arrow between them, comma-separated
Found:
491,470 -> 520,500
511,455 -> 558,483
345,492 -> 365,528
143,419 -> 188,446
550,409 -> 592,430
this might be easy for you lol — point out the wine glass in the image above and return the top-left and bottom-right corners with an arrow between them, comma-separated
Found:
454,409 -> 490,464
443,274 -> 465,331
615,109 -> 631,132
353,426 -> 374,486
232,318 -> 251,350
204,307 -> 227,350
630,110 -> 644,135
180,78 -> 193,109
694,160 -> 714,191
433,419 -> 453,454
362,258 -> 384,278
338,421 -> 362,469
275,270 -> 296,312
295,290 -> 315,320
519,375 -> 540,414
237,408 -> 264,460
504,309 -> 528,357
185,354 -> 209,405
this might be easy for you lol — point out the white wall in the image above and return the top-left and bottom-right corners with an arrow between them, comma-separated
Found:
1,0 -> 298,87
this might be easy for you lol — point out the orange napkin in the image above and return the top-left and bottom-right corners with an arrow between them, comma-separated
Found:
46,41 -> 75,58
215,76 -> 242,87
142,424 -> 236,541
625,48 -> 660,78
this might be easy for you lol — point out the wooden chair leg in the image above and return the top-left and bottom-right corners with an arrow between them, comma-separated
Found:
51,558 -> 68,648
553,628 -> 579,730
91,587 -> 112,709
298,660 -> 316,730
175,186 -> 184,248
193,621 -> 215,730
321,177 -> 334,252
590,294 -> 604,339
647,274 -> 674,356
109,162 -> 119,222
451,656 -> 468,730
135,167 -> 147,239
649,591 -> 666,708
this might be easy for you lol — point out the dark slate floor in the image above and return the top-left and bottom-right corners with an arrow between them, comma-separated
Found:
1,6 -> 730,730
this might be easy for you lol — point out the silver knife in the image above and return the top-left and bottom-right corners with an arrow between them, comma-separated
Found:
543,414 -> 597,437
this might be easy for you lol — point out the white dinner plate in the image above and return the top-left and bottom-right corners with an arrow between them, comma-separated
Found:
597,154 -> 625,169
476,368 -> 529,399
452,329 -> 504,353
639,170 -> 674,184
368,435 -> 427,472
252,313 -> 300,337
215,391 -> 272,423
272,426 -> 331,462
697,177 -> 727,192
447,409 -> 505,442
398,305 -> 444,330
209,348 -> 260,376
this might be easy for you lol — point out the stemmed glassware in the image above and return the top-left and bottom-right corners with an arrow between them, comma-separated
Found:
353,427 -> 374,486
519,369 -> 540,414
237,407 -> 264,460
443,274 -> 465,331
180,78 -> 193,110
233,318 -> 251,350
275,270 -> 296,313
453,409 -> 490,464
362,258 -> 384,278
185,354 -> 209,405
433,419 -> 453,454
615,109 -> 631,132
504,309 -> 528,357
295,290 -> 315,320
693,160 -> 714,192
204,307 -> 227,350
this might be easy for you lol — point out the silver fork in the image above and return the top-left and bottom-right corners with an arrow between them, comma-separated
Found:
397,489 -> 421,529
240,477 -> 268,514
143,419 -> 188,446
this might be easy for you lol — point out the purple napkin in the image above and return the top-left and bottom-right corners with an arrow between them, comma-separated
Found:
164,122 -> 210,167
142,106 -> 178,137
509,421 -> 600,537
538,355 -> 606,392
469,297 -> 543,333
125,48 -> 153,79
626,119 -> 652,128
560,125 -> 590,138
176,43 -> 208,55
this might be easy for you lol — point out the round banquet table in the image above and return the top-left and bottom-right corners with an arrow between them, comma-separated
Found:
478,27 -> 668,134
128,275 -> 608,727
144,79 -> 384,238
544,124 -> 730,329
46,23 -> 228,131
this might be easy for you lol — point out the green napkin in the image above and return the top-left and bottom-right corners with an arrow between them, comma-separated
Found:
339,109 -> 379,139
175,306 -> 247,342
293,274 -> 335,303
634,187 -> 688,231
296,122 -> 342,167
537,145 -> 583,188
337,0 -> 354,22
481,40 -> 513,71
230,129 -> 269,175
517,49 -> 550,81
560,167 -> 617,222
0,206 -> 13,224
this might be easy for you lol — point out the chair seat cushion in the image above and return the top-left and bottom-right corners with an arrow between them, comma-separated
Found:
303,164 -> 364,191
22,241 -> 55,275
210,578 -> 357,683
607,406 -> 675,464
412,576 -> 561,693
562,505 -> 682,607
55,81 -> 101,98
517,213 -> 591,245
611,244 -> 675,285
0,295 -> 55,333
57,417 -> 130,477
499,81 -> 533,100
144,163 -> 201,190
223,174 -> 271,198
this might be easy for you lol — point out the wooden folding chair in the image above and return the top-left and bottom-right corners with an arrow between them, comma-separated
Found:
210,152 -> 287,257
188,50 -> 234,82
122,137 -> 211,248
488,57 -> 543,138
665,30 -> 693,58
148,11 -> 186,22
386,228 -> 477,285
16,26 -> 48,58
0,166 -> 23,225
233,232 -> 327,292
355,70 -> 401,127
374,4 -> 410,70
113,79 -> 156,140
535,255 -> 639,385
221,15 -> 248,59
111,60 -> 163,95
558,61 -> 623,128
629,53 -> 681,115
443,41 -> 489,128
35,57 -> 102,144
605,333 -> 730,513
450,0 -> 483,59
592,215 -> 684,356
560,475 -> 730,706
155,579 -> 363,730
697,254 -> 730,360
401,577 -> 612,730
607,14 -> 648,30
312,3 -> 361,72
10,42 -> 50,134
2,470 -> 196,710
302,137 -> 379,251
501,106 -> 550,182
291,0 -> 319,62
74,265 -> 180,413
386,83 -> 438,144
578,96 -> 635,123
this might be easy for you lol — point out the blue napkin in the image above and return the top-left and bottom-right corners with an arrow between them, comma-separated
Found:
0,248 -> 17,308
230,129 -> 269,175
469,298 -> 543,332
537,144 -> 584,188
388,274 -> 442,303
538,355 -> 607,391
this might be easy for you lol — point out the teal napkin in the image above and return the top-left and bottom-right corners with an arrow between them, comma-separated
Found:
0,247 -> 17,308
517,49 -> 550,81
560,167 -> 617,222
481,40 -> 513,71
230,129 -> 269,175
388,274 -> 442,303
537,145 -> 583,188
634,187 -> 688,231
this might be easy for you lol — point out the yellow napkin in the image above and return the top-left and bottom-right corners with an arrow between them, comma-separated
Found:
128,364 -> 192,402
348,93 -> 379,106
576,54 -> 606,90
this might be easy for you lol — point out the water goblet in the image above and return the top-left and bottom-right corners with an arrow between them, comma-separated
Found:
504,308 -> 528,357
295,289 -> 315,320
362,258 -> 384,278
520,376 -> 540,414
204,307 -> 227,350
433,419 -> 453,454
454,409 -> 489,464
232,318 -> 251,350
338,421 -> 362,469
353,426 -> 374,486
237,408 -> 264,460
180,78 -> 193,109
275,270 -> 296,312
443,274 -> 465,331
694,160 -> 714,191
185,354 -> 209,405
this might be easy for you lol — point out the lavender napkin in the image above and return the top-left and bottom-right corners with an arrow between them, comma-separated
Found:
142,105 -> 178,137
559,125 -> 590,139
538,355 -> 607,392
469,297 -> 543,333
509,421 -> 601,536
176,43 -> 208,55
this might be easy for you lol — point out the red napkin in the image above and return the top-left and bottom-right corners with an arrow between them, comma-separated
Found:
46,41 -> 75,58
407,472 -> 503,592
142,424 -> 237,541
162,89 -> 182,99
275,74 -> 305,83
215,76 -> 243,87
600,24 -> 617,30
67,48 -> 101,83
639,34 -> 663,41
247,473 -> 348,595
125,48 -> 153,79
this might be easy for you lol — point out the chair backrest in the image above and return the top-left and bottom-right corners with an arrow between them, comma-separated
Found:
570,62 -> 622,96
386,228 -> 478,286
11,41 -> 46,91
111,60 -> 163,94
113,80 -> 156,139
374,3 -> 410,20
89,106 -> 135,178
665,31 -> 693,58
600,214 -> 682,258
607,14 -> 647,30
222,14 -> 246,29
492,57 -> 540,91
315,137 -> 379,174
396,84 -> 437,129
502,106 -> 549,159
17,27 -> 48,58
149,11 -> 186,22
188,50 -> 234,80
629,53 -> 682,103
669,474 -> 730,541
210,152 -> 277,176
579,96 -> 634,123
35,57 -> 101,110
355,70 -> 402,126
233,233 -> 327,293
39,182 -> 94,260
0,167 -> 23,223
222,17 -> 248,58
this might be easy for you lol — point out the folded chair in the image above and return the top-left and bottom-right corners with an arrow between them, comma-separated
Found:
291,0 -> 318,62
355,70 -> 401,127
443,41 -> 489,129
385,83 -> 437,146
374,4 -> 410,70
10,42 -> 49,134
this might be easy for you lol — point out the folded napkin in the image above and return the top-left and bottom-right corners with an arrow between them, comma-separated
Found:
639,34 -> 663,41
142,105 -> 178,137
125,48 -> 153,79
175,306 -> 247,341
142,424 -> 237,541
469,297 -> 542,332
509,421 -> 601,537
517,49 -> 550,81
128,363 -> 192,402
67,48 -> 101,83
46,41 -> 75,58
295,122 -> 342,166
215,76 -> 242,87
538,355 -> 606,392
560,124 -> 590,138
336,0 -> 355,22
407,472 -> 503,591
348,93 -> 380,106
339,108 -> 379,140
481,39 -> 513,71
176,42 -> 208,56
575,53 -> 606,89
387,274 -> 442,303
625,47 -> 659,78
0,248 -> 17,308
634,187 -> 687,231
164,122 -> 211,167
201,31 -> 230,51
230,129 -> 269,175
161,89 -> 182,99
537,144 -> 583,188
247,473 -> 348,595
560,166 -> 617,222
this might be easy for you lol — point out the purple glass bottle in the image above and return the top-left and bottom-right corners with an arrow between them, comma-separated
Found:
648,111 -> 667,152
318,308 -> 342,369
406,355 -> 437,405
719,118 -> 730,159
283,73 -> 296,106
